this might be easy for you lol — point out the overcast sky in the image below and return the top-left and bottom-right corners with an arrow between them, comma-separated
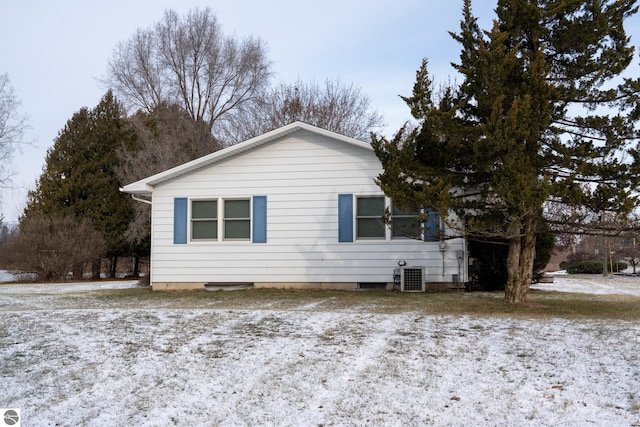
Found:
1,1 -> 638,224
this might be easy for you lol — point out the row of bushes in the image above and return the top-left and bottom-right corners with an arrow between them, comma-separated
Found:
559,260 -> 628,274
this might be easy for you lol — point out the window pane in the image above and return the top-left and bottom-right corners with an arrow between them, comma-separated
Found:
357,197 -> 384,216
357,218 -> 385,238
192,220 -> 217,239
225,220 -> 250,239
192,200 -> 217,219
225,199 -> 250,218
392,217 -> 421,239
391,204 -> 419,216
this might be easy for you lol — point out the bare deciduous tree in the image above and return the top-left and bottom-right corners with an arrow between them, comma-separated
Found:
116,103 -> 222,254
120,103 -> 219,182
104,7 -> 272,138
3,212 -> 105,281
0,73 -> 29,186
220,79 -> 385,143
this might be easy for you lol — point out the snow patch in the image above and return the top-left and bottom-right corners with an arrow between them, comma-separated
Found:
532,274 -> 640,297
0,277 -> 638,426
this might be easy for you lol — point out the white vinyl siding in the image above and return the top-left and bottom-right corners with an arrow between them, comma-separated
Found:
149,129 -> 466,285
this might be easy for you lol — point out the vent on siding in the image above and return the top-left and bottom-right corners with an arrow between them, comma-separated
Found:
358,282 -> 387,290
401,267 -> 425,292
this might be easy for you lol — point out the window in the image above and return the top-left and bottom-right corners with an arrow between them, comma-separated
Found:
391,204 -> 421,239
356,196 -> 385,239
186,197 -> 263,243
224,199 -> 250,240
345,194 -> 441,242
191,200 -> 217,240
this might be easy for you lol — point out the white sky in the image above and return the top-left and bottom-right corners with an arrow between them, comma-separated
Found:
0,1 -> 638,224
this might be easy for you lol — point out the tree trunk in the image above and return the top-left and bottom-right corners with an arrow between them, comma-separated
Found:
110,256 -> 118,278
72,263 -> 84,281
91,258 -> 101,280
132,255 -> 140,278
504,217 -> 537,304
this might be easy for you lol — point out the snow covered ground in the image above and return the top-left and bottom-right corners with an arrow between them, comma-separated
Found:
0,274 -> 639,426
532,272 -> 640,297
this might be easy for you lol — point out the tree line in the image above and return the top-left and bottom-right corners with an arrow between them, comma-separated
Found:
0,7 -> 383,281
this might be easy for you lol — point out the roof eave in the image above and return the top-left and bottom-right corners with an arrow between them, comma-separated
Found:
120,182 -> 153,196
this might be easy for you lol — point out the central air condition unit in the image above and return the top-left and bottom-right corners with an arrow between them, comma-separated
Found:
401,267 -> 425,292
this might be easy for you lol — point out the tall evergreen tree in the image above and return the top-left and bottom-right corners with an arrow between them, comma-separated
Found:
25,91 -> 135,276
373,0 -> 640,303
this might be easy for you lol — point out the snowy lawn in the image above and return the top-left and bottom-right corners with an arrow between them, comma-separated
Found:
0,275 -> 639,426
532,272 -> 640,297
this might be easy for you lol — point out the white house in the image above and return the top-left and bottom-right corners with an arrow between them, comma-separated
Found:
121,122 -> 468,291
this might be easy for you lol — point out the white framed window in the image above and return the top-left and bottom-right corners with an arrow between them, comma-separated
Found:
356,196 -> 386,240
349,195 -> 440,242
223,199 -> 251,240
190,198 -> 251,242
191,199 -> 218,240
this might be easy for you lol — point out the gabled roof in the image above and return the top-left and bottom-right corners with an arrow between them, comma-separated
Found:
120,121 -> 374,196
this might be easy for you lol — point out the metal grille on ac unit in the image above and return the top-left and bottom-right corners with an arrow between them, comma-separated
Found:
401,267 -> 425,292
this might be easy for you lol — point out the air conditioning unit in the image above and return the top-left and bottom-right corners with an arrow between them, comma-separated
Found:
401,267 -> 425,292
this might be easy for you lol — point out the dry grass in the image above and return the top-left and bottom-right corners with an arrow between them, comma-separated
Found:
7,285 -> 639,320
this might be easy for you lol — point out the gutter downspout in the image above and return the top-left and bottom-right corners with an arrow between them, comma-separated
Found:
131,194 -> 152,205
118,186 -> 152,205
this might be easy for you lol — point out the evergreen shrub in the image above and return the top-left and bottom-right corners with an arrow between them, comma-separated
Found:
565,261 -> 628,274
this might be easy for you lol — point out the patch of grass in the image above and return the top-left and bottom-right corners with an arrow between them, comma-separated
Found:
4,286 -> 639,320
415,290 -> 640,320
524,291 -> 640,320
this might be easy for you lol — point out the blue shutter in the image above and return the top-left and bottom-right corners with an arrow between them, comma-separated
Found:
174,197 -> 188,244
423,208 -> 440,242
252,196 -> 267,243
338,194 -> 354,242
